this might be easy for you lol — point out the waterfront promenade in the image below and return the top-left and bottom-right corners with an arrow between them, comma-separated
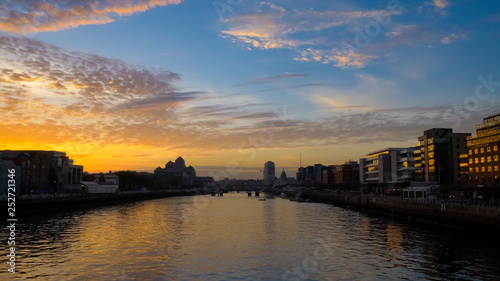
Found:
301,190 -> 500,233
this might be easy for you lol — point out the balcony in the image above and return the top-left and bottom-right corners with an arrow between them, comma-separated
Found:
398,157 -> 414,162
364,177 -> 379,182
398,166 -> 417,171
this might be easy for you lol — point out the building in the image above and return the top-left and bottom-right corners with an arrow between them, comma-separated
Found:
0,159 -> 20,195
322,166 -> 335,185
392,148 -> 417,183
313,164 -> 326,182
280,169 -> 287,181
467,113 -> 500,187
154,156 -> 196,187
414,128 -> 470,186
0,150 -> 83,195
264,161 -> 275,185
334,161 -> 360,188
360,148 -> 404,185
87,171 -> 120,185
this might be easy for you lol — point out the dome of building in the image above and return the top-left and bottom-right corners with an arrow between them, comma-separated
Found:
280,169 -> 287,181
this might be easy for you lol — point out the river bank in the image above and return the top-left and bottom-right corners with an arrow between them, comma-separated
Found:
1,190 -> 201,216
299,191 -> 500,233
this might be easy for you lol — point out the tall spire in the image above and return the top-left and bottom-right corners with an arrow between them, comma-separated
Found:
300,148 -> 302,167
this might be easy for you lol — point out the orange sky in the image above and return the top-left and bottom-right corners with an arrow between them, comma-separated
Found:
2,0 -> 498,179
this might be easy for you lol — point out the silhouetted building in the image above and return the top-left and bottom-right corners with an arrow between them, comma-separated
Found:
0,150 -> 83,195
280,169 -> 287,181
264,161 -> 275,185
334,161 -> 360,187
467,113 -> 500,187
0,159 -> 20,195
322,166 -> 335,184
154,156 -> 196,187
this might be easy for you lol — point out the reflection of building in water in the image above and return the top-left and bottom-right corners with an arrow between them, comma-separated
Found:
385,223 -> 404,264
360,216 -> 371,242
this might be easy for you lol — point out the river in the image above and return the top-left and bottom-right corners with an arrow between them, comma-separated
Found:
1,192 -> 499,280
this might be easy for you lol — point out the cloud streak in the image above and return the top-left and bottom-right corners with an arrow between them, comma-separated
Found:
0,0 -> 182,34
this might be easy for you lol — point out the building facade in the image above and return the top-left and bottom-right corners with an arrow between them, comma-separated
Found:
467,113 -> 500,187
264,161 -> 275,185
413,128 -> 470,186
334,161 -> 360,188
0,150 -> 83,195
360,148 -> 404,185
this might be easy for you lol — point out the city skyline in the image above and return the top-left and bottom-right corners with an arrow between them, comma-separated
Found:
1,0 -> 500,179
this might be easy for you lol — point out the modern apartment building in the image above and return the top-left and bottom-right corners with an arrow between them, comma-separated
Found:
392,148 -> 417,183
466,113 -> 500,187
360,148 -> 407,185
413,128 -> 470,186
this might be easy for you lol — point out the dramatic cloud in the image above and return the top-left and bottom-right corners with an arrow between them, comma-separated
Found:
221,1 -> 469,69
220,2 -> 402,68
0,0 -> 182,34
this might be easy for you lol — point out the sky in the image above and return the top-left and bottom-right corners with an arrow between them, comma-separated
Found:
1,0 -> 500,180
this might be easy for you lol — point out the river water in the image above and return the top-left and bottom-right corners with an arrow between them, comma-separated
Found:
1,192 -> 499,280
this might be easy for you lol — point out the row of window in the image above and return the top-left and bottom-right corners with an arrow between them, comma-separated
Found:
469,145 -> 499,155
469,155 -> 499,164
469,166 -> 500,173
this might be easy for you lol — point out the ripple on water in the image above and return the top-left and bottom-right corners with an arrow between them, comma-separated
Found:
0,193 -> 499,280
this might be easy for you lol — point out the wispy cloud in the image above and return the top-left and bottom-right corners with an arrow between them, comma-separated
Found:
441,32 -> 468,44
238,73 -> 307,85
419,0 -> 452,16
0,0 -> 182,34
295,48 -> 377,69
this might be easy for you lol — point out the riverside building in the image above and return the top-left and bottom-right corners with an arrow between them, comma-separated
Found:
467,113 -> 500,187
413,128 -> 470,186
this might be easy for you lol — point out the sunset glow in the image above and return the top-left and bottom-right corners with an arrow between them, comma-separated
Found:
1,0 -> 500,179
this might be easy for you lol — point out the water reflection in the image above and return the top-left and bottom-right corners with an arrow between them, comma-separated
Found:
0,193 -> 499,280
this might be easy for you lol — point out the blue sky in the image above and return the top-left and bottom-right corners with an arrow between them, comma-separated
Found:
1,0 -> 500,179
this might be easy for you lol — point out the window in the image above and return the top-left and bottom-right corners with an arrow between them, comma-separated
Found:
495,165 -> 499,172
481,157 -> 485,163
486,147 -> 491,152
469,149 -> 473,155
475,167 -> 479,173
488,166 -> 492,172
495,146 -> 498,152
495,155 -> 499,161
475,149 -> 479,154
469,167 -> 473,172
487,156 -> 492,162
481,148 -> 485,153
481,167 -> 486,172
475,158 -> 479,164
469,159 -> 473,164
